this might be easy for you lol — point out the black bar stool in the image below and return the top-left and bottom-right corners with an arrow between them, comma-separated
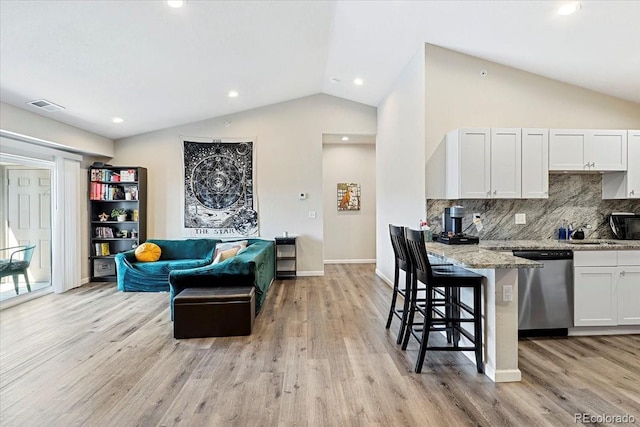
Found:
402,228 -> 484,374
386,225 -> 452,345
385,224 -> 415,344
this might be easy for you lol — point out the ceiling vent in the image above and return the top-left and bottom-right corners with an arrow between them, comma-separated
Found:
27,99 -> 65,112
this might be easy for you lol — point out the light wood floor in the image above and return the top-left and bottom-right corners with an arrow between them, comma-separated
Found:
1,264 -> 639,426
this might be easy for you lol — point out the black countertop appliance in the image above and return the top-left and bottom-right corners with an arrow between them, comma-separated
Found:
437,206 -> 479,245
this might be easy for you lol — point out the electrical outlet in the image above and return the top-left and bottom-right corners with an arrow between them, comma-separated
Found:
503,285 -> 513,302
298,192 -> 306,200
308,211 -> 316,219
515,213 -> 526,225
473,213 -> 481,220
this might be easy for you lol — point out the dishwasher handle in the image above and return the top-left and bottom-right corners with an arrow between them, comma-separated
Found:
513,250 -> 574,260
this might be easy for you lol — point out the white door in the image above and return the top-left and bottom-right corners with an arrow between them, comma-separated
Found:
627,130 -> 640,198
490,128 -> 521,198
521,129 -> 549,199
459,129 -> 491,199
7,168 -> 51,283
549,129 -> 587,171
587,130 -> 627,171
574,267 -> 617,327
617,267 -> 640,325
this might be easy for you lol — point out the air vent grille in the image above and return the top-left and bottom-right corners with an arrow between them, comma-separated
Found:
27,99 -> 65,112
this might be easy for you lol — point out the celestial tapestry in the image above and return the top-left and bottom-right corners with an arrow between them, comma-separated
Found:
183,138 -> 258,237
337,182 -> 361,211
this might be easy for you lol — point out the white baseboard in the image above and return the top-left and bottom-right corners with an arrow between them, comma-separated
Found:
569,326 -> 640,336
296,271 -> 324,277
324,259 -> 376,264
375,269 -> 393,288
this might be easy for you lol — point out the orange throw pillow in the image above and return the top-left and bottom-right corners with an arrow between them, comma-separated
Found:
134,242 -> 161,262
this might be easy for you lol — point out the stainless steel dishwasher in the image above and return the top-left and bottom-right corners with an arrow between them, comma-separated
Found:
512,250 -> 574,337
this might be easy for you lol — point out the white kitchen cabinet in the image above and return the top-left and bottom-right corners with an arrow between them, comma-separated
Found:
617,267 -> 640,325
549,129 -> 627,171
445,128 -> 522,199
445,128 -> 491,199
574,267 -> 618,327
490,128 -> 522,198
602,130 -> 640,199
521,128 -> 549,198
574,250 -> 640,327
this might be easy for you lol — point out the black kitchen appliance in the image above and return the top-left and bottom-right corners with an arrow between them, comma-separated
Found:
609,213 -> 640,239
437,206 -> 479,245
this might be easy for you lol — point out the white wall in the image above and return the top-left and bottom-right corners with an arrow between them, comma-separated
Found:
322,143 -> 376,262
0,102 -> 114,157
375,48 -> 426,284
112,94 -> 376,275
424,44 -> 640,198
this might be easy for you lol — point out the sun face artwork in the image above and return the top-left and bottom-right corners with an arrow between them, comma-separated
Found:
337,183 -> 361,211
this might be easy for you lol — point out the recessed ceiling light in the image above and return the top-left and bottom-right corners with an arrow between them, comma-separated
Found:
228,90 -> 239,98
341,136 -> 349,141
557,1 -> 581,15
353,78 -> 364,86
112,117 -> 124,123
166,0 -> 185,8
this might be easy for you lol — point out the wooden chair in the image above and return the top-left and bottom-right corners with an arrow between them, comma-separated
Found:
403,228 -> 484,374
0,245 -> 36,295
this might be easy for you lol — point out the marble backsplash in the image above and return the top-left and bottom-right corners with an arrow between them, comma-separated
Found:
427,174 -> 640,240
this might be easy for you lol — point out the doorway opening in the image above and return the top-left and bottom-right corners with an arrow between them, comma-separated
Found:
0,160 -> 53,303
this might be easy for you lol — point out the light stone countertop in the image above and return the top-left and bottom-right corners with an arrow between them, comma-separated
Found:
424,242 -> 543,269
479,239 -> 640,251
424,239 -> 640,270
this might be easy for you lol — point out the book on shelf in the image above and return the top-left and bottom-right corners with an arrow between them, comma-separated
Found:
95,227 -> 114,238
91,168 -> 121,183
95,242 -> 110,256
120,169 -> 136,182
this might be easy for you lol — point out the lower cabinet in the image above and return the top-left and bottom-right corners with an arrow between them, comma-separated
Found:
574,267 -> 617,327
574,251 -> 640,327
617,267 -> 640,325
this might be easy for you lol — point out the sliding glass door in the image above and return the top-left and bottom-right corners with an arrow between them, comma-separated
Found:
0,161 -> 53,303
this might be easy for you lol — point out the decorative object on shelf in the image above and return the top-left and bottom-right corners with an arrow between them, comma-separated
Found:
133,209 -> 139,222
182,137 -> 258,237
131,229 -> 138,238
120,230 -> 129,238
98,212 -> 109,222
111,208 -> 128,222
337,182 -> 361,211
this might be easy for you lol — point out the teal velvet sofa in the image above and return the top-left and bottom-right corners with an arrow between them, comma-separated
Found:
115,239 -> 219,292
169,239 -> 276,317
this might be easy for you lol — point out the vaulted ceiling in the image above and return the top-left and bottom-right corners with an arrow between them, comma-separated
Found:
1,1 -> 639,140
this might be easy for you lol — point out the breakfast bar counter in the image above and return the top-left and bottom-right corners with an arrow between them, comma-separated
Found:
423,241 -> 540,383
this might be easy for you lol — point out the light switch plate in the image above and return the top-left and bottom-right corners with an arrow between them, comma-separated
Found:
308,211 -> 316,219
515,213 -> 526,225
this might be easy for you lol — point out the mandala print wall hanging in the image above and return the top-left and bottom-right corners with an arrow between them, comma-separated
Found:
182,138 -> 258,237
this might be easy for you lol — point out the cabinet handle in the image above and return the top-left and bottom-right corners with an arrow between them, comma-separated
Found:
493,190 -> 497,195
591,162 -> 596,168
487,191 -> 491,197
620,271 -> 626,276
631,190 -> 635,196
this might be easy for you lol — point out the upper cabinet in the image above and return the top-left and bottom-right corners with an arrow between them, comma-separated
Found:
521,129 -> 549,199
602,130 -> 640,199
490,128 -> 522,198
442,128 -> 545,200
549,129 -> 627,171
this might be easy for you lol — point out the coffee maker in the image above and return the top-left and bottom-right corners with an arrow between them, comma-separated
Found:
438,205 -> 479,245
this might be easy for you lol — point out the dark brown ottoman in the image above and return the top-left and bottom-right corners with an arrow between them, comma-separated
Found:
173,286 -> 255,339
